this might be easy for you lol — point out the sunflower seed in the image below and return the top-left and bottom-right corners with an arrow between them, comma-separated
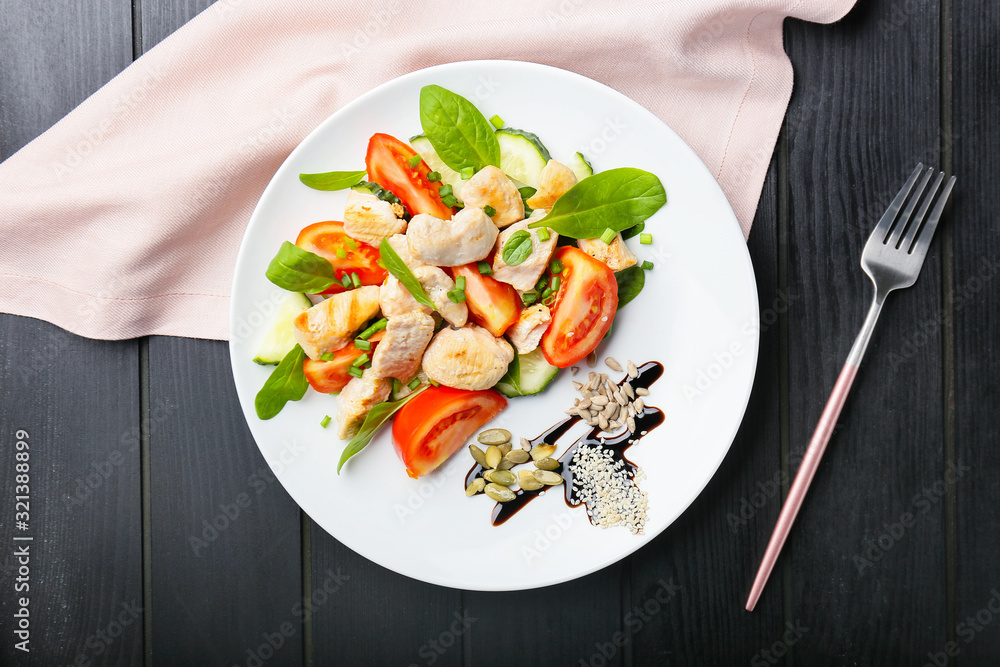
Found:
578,397 -> 592,409
534,457 -> 560,471
506,449 -> 530,464
627,360 -> 638,378
485,483 -> 516,502
518,469 -> 544,491
636,387 -> 649,396
598,414 -> 609,431
591,395 -> 609,406
626,416 -> 636,432
614,391 -> 627,406
533,470 -> 563,486
627,404 -> 637,418
610,420 -> 621,430
587,351 -> 597,367
530,444 -> 556,461
634,398 -> 645,411
466,478 -> 486,496
520,437 -> 532,451
469,444 -> 488,467
604,356 -> 622,372
571,366 -> 580,375
485,469 -> 515,486
573,381 -> 583,390
564,407 -> 579,415
485,445 -> 502,469
478,428 -> 512,446
622,383 -> 635,399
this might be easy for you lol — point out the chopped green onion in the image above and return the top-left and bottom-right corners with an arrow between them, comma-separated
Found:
427,171 -> 442,182
392,377 -> 402,394
407,377 -> 421,390
348,366 -> 364,378
536,227 -> 550,242
351,353 -> 370,367
600,228 -> 616,244
641,260 -> 654,271
320,415 -> 331,428
483,205 -> 497,217
429,379 -> 440,387
345,238 -> 358,251
489,114 -> 504,129
548,258 -> 564,274
335,247 -> 347,260
540,287 -> 555,301
460,166 -> 475,179
550,276 -> 561,292
447,288 -> 466,304
477,261 -> 493,275
639,233 -> 653,245
358,318 -> 388,340
376,258 -> 386,269
406,154 -> 422,168
441,195 -> 459,207
350,272 -> 361,288
320,352 -> 335,361
542,293 -> 557,306
521,291 -> 538,306
354,338 -> 372,351
535,275 -> 549,291
455,276 -> 466,290
340,274 -> 353,289
438,184 -> 453,197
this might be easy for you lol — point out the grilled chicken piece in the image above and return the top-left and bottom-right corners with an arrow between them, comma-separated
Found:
506,304 -> 552,354
336,368 -> 391,439
385,233 -> 425,270
370,311 -> 435,382
459,165 -> 525,227
292,285 -> 380,360
407,207 -> 498,266
421,325 -> 514,391
491,217 -> 559,292
379,266 -> 468,327
577,233 -> 637,271
526,160 -> 577,209
343,191 -> 407,246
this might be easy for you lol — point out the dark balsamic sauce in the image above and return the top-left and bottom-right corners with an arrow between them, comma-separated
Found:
464,361 -> 665,526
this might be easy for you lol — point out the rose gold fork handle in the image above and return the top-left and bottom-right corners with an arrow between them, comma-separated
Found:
745,362 -> 859,611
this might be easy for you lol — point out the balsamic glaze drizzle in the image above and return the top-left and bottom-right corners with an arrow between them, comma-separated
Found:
465,361 -> 665,526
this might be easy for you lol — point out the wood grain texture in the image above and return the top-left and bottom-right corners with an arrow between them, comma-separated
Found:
147,338 -> 303,666
139,0 -> 215,50
627,157 -> 785,665
783,2 -> 948,663
0,316 -> 142,666
951,1 -> 1000,663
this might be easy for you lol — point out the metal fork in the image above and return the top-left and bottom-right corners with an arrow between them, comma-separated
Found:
745,164 -> 957,611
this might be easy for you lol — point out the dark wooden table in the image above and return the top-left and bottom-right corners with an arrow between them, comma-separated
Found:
2,1 -> 997,665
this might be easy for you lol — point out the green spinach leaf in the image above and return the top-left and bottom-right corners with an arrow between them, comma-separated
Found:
265,241 -> 339,293
527,168 -> 666,239
378,238 -> 436,310
255,344 -> 309,420
615,265 -> 645,309
338,386 -> 427,472
501,230 -> 533,266
419,85 -> 501,173
299,170 -> 367,191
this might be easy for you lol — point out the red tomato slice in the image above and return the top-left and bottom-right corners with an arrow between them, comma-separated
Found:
392,386 -> 507,479
295,221 -> 387,295
449,263 -> 521,337
541,247 -> 618,368
302,331 -> 385,394
365,133 -> 454,219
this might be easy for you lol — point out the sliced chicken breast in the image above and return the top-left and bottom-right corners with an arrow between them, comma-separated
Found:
385,233 -> 425,270
407,207 -> 498,266
379,267 -> 468,327
336,368 -> 391,440
421,325 -> 514,391
370,311 -> 435,382
577,233 -> 638,271
459,165 -> 525,227
293,285 -> 381,359
506,304 -> 552,354
491,219 -> 559,292
343,190 -> 407,246
526,160 -> 578,209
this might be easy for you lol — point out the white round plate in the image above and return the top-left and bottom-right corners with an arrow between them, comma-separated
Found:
230,60 -> 758,591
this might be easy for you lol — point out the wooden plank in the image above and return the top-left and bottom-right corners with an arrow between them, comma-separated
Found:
0,317 -> 142,666
309,527 -> 464,667
783,2 -> 948,661
139,0 -> 214,51
950,1 -> 1000,663
148,338 -> 304,665
627,154 -> 785,664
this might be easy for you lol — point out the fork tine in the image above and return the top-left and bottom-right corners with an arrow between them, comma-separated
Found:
907,174 -> 956,255
899,171 -> 945,249
873,164 -> 925,243
888,167 -> 934,247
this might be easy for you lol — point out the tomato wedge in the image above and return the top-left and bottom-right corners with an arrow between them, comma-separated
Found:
302,330 -> 385,394
295,221 -> 387,295
541,247 -> 618,368
366,133 -> 454,218
449,263 -> 521,337
392,386 -> 507,478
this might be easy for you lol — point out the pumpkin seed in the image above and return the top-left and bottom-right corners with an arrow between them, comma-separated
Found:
534,457 -> 560,471
465,478 -> 486,496
485,445 -> 502,469
497,458 -> 515,470
506,449 -> 530,464
478,428 -> 512,445
469,444 -> 488,467
499,442 -> 512,457
518,470 -> 544,491
530,444 -> 556,461
485,483 -> 516,502
485,469 -> 515,486
533,470 -> 563,486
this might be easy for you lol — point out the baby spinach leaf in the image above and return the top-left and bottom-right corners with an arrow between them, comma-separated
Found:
378,238 -> 436,310
419,85 -> 501,173
501,230 -> 533,266
338,386 -> 427,472
255,345 -> 309,420
527,168 -> 666,239
615,265 -> 645,309
265,241 -> 338,293
299,170 -> 367,191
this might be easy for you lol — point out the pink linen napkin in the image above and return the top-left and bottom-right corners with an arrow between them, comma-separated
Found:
0,0 -> 855,341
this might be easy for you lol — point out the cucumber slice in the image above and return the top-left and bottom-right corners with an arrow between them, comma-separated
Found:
566,151 -> 594,181
409,135 -> 468,203
496,128 -> 551,188
252,293 -> 312,365
495,348 -> 560,397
